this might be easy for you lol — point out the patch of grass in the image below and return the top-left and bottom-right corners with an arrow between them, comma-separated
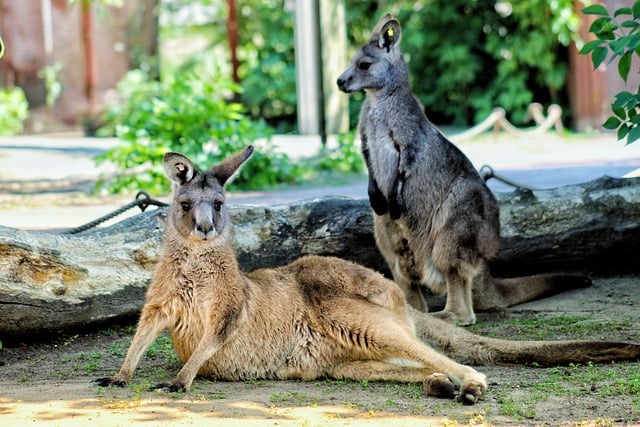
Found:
129,380 -> 151,397
145,335 -> 173,358
107,341 -> 127,358
61,350 -> 104,375
121,325 -> 136,335
469,313 -> 632,341
99,328 -> 117,337
497,396 -> 536,421
488,361 -> 640,422
531,362 -> 640,399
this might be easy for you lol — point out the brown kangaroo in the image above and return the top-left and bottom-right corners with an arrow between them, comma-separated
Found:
94,147 -> 640,405
337,13 -> 591,325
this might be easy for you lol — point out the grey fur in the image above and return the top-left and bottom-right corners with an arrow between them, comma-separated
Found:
337,13 -> 589,325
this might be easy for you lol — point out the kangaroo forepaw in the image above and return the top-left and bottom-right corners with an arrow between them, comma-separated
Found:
151,381 -> 186,393
388,201 -> 402,220
93,377 -> 127,388
423,373 -> 456,399
369,195 -> 389,216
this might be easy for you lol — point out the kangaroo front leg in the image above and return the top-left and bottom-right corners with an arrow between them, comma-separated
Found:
154,308 -> 238,392
94,305 -> 169,387
153,333 -> 223,392
387,171 -> 405,220
363,143 -> 389,216
368,170 -> 390,215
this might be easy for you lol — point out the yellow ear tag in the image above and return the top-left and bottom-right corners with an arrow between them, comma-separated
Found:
387,28 -> 394,38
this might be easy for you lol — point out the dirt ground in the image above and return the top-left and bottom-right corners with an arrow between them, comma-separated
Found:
1,276 -> 639,426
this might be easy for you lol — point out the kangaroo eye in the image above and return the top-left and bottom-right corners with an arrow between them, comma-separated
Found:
213,201 -> 223,212
358,61 -> 371,71
180,201 -> 192,212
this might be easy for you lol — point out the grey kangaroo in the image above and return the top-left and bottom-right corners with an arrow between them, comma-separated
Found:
337,14 -> 589,325
94,147 -> 640,405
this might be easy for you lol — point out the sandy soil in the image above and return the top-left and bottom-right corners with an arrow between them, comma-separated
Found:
1,276 -> 639,426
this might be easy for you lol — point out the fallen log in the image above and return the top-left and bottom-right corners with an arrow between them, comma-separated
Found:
0,175 -> 638,337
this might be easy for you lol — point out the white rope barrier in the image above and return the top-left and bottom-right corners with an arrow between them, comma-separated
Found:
449,103 -> 564,143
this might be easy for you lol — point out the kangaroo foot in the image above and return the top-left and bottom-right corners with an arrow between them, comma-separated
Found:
456,374 -> 487,405
151,381 -> 187,393
93,377 -> 127,388
430,309 -> 476,326
423,373 -> 456,399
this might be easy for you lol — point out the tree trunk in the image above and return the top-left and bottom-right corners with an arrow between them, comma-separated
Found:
1,176 -> 638,337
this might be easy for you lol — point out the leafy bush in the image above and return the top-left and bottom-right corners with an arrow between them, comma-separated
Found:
159,1 -> 579,131
236,0 -> 297,131
346,0 -> 579,126
0,87 -> 29,135
580,2 -> 640,144
316,130 -> 364,174
96,69 -> 305,194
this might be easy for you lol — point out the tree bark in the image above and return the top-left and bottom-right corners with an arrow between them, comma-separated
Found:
1,176 -> 638,337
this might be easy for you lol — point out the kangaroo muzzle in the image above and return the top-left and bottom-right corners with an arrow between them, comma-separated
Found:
193,203 -> 216,240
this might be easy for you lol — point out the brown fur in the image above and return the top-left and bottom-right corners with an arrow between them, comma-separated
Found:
94,147 -> 640,405
337,13 -> 590,325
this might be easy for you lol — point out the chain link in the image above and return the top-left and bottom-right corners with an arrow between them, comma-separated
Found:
479,165 -> 536,191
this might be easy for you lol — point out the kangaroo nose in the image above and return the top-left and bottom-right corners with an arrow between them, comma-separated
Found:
196,223 -> 212,234
337,77 -> 345,89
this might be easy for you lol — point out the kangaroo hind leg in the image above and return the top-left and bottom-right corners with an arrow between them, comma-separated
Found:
325,302 -> 487,404
373,215 -> 426,311
427,265 -> 478,326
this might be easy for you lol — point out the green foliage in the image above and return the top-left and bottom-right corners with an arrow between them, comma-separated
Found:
96,68 -> 303,194
346,0 -> 578,126
316,130 -> 364,174
580,1 -> 640,144
236,0 -> 297,131
38,62 -> 63,108
0,87 -> 29,135
159,1 -> 579,132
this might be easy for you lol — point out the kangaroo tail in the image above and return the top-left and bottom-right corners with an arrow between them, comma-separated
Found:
409,307 -> 640,366
473,273 -> 592,311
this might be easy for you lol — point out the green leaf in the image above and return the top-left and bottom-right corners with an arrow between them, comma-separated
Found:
621,19 -> 640,29
618,54 -> 632,82
634,1 -> 640,19
613,106 -> 627,119
589,16 -> 613,34
618,123 -> 630,140
627,124 -> 640,144
583,4 -> 610,16
613,91 -> 635,109
603,116 -> 621,130
579,39 -> 603,55
615,7 -> 633,17
591,46 -> 609,69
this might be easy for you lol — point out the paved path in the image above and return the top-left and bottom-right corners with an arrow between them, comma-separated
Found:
1,132 -> 640,231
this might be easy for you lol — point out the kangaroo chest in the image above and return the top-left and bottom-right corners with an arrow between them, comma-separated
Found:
360,107 -> 400,197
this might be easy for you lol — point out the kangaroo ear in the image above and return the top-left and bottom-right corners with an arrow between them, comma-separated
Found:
373,14 -> 401,52
164,152 -> 197,185
212,145 -> 254,186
